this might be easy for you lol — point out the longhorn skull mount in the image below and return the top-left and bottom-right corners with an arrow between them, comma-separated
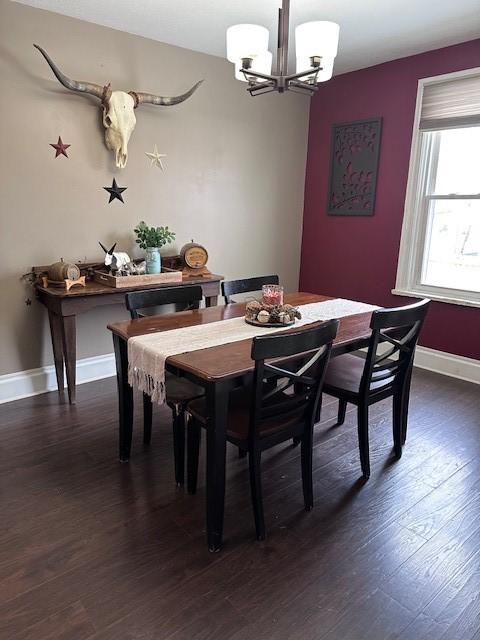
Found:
34,44 -> 203,168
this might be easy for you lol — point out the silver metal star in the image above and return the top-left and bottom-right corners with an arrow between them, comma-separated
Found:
145,144 -> 167,170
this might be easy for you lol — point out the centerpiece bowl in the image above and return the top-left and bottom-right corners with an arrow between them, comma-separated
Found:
244,300 -> 301,327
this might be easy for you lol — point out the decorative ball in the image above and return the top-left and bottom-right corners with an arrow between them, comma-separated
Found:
257,310 -> 270,323
282,304 -> 302,320
269,307 -> 281,322
279,312 -> 289,324
245,300 -> 262,320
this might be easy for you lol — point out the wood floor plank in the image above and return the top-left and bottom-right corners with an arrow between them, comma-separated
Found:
397,461 -> 480,540
11,600 -> 96,640
420,547 -> 480,639
319,588 -> 415,640
380,493 -> 480,616
397,612 -> 449,640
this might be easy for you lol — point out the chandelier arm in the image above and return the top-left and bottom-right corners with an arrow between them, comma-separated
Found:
285,67 -> 322,82
240,68 -> 277,83
287,86 -> 316,96
289,78 -> 318,89
288,80 -> 318,94
247,80 -> 276,92
249,86 -> 277,96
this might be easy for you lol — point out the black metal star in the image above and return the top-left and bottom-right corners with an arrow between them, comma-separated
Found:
25,298 -> 32,306
103,178 -> 127,204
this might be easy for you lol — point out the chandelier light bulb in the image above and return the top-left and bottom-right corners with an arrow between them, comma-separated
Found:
226,24 -> 270,63
295,21 -> 340,60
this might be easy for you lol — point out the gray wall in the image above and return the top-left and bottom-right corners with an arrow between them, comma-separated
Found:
0,0 -> 309,376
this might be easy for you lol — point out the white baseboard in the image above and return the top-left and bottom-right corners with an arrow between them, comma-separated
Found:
0,346 -> 478,405
414,346 -> 480,385
0,353 -> 115,404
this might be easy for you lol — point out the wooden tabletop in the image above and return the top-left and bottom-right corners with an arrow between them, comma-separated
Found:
35,273 -> 224,298
108,292 -> 374,382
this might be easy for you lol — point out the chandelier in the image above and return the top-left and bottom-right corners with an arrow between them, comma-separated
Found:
226,0 -> 339,97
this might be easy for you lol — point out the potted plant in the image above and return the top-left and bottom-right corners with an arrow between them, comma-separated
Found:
134,221 -> 176,274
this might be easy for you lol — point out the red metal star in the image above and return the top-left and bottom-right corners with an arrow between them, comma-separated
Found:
50,136 -> 70,158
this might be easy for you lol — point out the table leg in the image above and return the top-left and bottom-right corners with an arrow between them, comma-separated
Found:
113,334 -> 134,462
205,380 -> 228,552
60,315 -> 76,404
205,295 -> 218,308
47,310 -> 65,394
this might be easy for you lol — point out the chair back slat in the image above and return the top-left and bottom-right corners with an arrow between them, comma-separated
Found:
361,299 -> 430,395
222,275 -> 279,304
125,285 -> 203,319
249,320 -> 339,442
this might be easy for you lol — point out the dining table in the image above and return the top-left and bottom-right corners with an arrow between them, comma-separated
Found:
108,291 -> 376,551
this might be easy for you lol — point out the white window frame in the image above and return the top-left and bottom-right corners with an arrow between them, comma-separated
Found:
393,67 -> 480,308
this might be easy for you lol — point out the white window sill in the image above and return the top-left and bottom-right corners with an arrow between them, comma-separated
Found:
392,288 -> 480,309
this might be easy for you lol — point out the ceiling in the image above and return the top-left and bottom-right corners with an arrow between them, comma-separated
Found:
13,0 -> 480,75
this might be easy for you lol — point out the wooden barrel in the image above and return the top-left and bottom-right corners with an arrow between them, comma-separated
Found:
48,261 -> 80,282
180,241 -> 208,269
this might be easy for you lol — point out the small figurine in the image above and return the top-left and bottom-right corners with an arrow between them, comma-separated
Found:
99,242 -> 147,276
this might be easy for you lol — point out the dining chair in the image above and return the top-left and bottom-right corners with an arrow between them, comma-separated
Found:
221,274 -> 279,304
222,274 -> 281,457
124,285 -> 205,485
323,299 -> 430,480
186,319 -> 339,540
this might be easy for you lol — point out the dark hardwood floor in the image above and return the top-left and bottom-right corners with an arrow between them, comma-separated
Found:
1,368 -> 479,639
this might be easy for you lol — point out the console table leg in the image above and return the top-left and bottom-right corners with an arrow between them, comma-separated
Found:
48,310 -> 65,394
61,315 -> 77,404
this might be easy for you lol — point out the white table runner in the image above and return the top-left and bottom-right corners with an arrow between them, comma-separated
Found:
128,298 -> 378,403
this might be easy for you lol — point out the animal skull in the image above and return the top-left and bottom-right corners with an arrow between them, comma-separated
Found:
102,91 -> 136,169
34,44 -> 202,168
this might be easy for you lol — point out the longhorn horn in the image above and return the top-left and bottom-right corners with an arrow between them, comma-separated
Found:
99,242 -> 108,253
34,44 -> 111,103
108,243 -> 117,255
129,80 -> 203,108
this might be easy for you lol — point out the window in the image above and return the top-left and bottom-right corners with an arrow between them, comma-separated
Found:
394,68 -> 480,307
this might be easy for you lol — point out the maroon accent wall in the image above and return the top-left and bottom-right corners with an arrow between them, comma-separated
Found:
300,39 -> 480,360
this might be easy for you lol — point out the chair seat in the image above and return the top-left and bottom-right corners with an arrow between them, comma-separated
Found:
324,353 -> 395,395
188,387 -> 302,442
165,373 -> 204,405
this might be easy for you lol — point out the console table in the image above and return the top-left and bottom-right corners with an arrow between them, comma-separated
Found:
34,270 -> 222,404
